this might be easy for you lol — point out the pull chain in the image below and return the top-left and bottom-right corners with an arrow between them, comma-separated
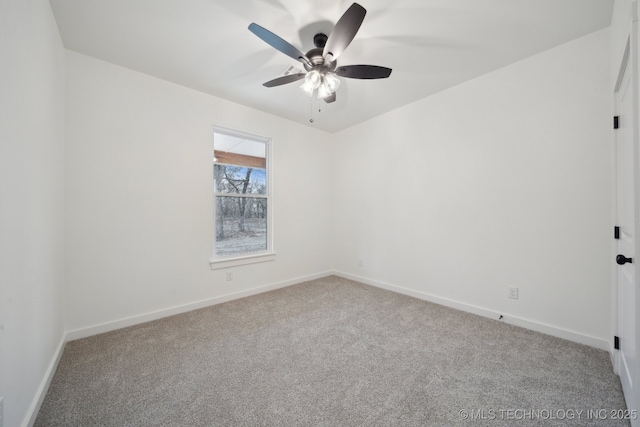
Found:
309,94 -> 323,124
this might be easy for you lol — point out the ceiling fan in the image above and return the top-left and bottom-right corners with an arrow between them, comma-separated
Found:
248,2 -> 392,104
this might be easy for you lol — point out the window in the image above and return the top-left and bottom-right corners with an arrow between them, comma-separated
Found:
210,128 -> 273,268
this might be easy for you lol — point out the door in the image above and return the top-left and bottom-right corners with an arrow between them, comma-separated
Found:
616,38 -> 638,422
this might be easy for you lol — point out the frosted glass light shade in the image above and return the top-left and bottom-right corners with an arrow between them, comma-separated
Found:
324,73 -> 340,93
318,81 -> 330,99
300,70 -> 321,96
301,82 -> 315,97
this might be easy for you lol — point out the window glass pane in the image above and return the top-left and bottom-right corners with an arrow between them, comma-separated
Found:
214,164 -> 266,195
215,197 -> 267,256
213,128 -> 270,261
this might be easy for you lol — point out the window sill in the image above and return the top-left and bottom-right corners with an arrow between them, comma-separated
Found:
209,253 -> 276,270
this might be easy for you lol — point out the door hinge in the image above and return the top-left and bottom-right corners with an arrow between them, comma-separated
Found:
615,336 -> 620,350
615,226 -> 620,239
614,116 -> 620,129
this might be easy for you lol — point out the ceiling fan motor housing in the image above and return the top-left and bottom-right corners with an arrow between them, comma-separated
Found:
304,42 -> 337,72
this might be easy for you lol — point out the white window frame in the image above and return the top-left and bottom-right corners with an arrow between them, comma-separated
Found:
209,126 -> 275,270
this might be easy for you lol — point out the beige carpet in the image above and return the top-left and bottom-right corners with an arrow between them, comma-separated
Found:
35,276 -> 629,426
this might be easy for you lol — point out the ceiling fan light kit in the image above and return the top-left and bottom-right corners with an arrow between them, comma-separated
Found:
300,69 -> 341,99
248,2 -> 392,105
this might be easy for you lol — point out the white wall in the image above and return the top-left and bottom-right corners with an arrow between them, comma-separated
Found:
64,51 -> 333,333
332,29 -> 613,347
0,0 -> 66,426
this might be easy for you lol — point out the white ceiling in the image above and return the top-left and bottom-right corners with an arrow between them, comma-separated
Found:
49,0 -> 613,133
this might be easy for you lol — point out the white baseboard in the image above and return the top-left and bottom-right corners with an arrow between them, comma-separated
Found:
27,269 -> 608,426
26,271 -> 332,426
65,271 -> 333,341
334,271 -> 609,351
23,333 -> 66,427
66,269 -> 610,349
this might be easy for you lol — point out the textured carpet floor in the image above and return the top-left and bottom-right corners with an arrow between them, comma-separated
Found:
36,276 -> 629,426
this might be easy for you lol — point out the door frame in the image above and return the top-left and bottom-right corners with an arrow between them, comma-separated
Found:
613,13 -> 640,422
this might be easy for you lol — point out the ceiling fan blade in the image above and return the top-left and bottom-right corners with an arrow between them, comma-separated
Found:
323,92 -> 336,103
323,3 -> 366,62
336,65 -> 392,79
262,73 -> 306,87
249,23 -> 311,66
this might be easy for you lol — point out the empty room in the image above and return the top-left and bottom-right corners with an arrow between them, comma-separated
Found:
3,0 -> 640,425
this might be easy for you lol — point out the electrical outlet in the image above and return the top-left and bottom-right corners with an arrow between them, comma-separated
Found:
226,271 -> 233,281
357,258 -> 363,267
508,287 -> 519,300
